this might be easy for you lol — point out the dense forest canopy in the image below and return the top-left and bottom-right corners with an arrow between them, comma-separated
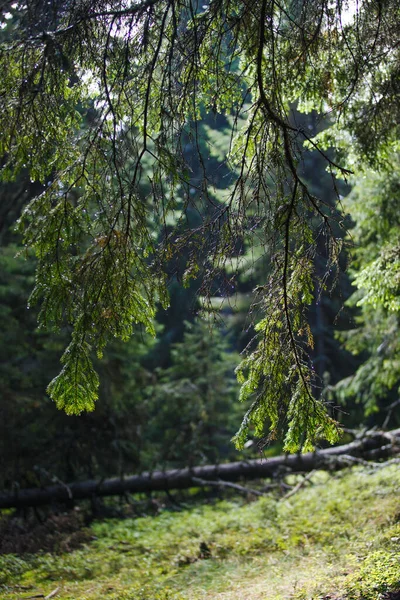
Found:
0,0 -> 399,453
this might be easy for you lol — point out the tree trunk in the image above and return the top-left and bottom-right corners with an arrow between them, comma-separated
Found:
1,429 -> 399,509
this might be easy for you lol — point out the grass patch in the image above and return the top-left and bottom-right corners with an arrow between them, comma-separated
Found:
1,464 -> 400,599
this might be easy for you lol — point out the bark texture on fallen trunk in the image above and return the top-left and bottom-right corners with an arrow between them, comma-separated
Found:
1,429 -> 399,509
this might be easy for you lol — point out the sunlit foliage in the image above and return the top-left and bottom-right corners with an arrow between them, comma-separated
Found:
1,0 -> 399,449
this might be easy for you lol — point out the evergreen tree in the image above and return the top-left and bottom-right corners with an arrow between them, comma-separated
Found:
335,155 -> 400,426
145,320 -> 241,467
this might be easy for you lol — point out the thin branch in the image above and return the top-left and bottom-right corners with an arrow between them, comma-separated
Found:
191,477 -> 265,497
282,469 -> 316,500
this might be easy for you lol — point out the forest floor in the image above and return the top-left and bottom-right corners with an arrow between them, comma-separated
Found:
1,464 -> 400,600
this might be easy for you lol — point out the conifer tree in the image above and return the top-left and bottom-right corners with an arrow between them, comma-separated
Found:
145,320 -> 241,467
335,155 -> 400,425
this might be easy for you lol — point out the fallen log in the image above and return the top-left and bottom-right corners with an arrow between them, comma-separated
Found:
1,428 -> 400,509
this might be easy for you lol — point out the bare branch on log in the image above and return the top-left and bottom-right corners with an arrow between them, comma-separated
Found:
283,470 -> 316,500
191,477 -> 265,497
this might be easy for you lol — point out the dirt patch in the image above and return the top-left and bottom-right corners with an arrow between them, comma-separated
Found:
0,509 -> 94,554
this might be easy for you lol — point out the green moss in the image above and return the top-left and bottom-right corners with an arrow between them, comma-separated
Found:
2,465 -> 400,599
345,550 -> 400,599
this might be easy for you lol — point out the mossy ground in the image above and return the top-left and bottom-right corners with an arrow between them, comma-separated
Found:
1,464 -> 400,599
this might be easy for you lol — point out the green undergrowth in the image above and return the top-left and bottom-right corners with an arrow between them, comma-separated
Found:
1,464 -> 400,599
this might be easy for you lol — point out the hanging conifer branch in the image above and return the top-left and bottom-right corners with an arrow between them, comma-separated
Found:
0,0 -> 399,449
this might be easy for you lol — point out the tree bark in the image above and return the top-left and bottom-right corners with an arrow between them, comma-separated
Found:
1,429 -> 399,509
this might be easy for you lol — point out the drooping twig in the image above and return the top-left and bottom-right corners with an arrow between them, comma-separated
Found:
382,398 -> 400,430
